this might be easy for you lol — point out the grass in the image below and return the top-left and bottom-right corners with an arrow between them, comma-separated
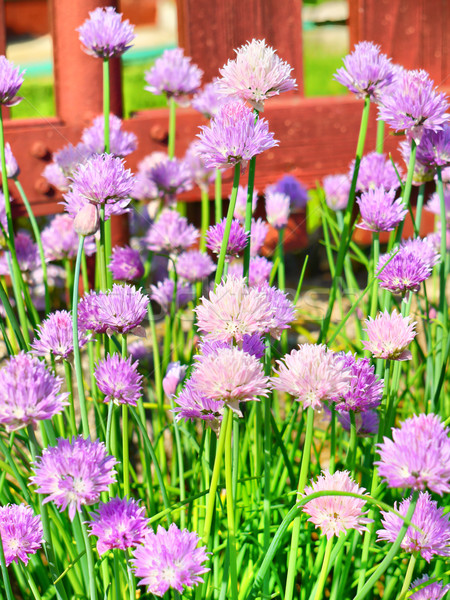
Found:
10,34 -> 347,119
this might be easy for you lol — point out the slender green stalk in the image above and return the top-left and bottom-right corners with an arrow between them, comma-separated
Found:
103,58 -> 113,289
215,164 -> 241,285
345,410 -> 357,473
105,401 -> 115,456
285,406 -> 315,600
215,168 -> 222,223
414,184 -> 425,231
369,233 -> 379,320
397,553 -> 417,600
243,155 -> 257,278
122,335 -> 130,497
200,187 -> 210,251
63,359 -> 76,436
313,537 -> 333,600
73,237 -> 89,437
329,404 -> 336,474
376,119 -> 385,154
22,565 -> 43,600
394,139 -> 417,244
225,407 -> 238,600
80,512 -> 97,600
64,257 -> 73,310
0,532 -> 13,600
168,96 -> 176,159
14,178 -> 50,313
98,206 -> 108,292
262,335 -> 272,599
0,280 -> 26,350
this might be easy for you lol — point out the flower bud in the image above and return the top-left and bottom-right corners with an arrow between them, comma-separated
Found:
162,361 -> 187,398
73,203 -> 100,236
5,143 -> 19,179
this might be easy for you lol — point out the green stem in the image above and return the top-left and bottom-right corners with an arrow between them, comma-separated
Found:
243,155 -> 257,278
313,537 -> 333,600
394,139 -> 417,245
22,565 -> 43,600
14,178 -> 50,313
105,401 -> 115,455
121,335 -> 130,497
0,532 -> 13,600
63,359 -> 76,436
80,512 -> 97,600
285,406 -> 315,600
215,164 -> 241,285
168,96 -> 176,159
369,233 -> 379,320
98,205 -> 108,292
215,169 -> 222,223
103,59 -> 110,154
225,407 -> 238,600
262,335 -> 272,599
329,404 -> 336,474
64,257 -> 73,310
200,188 -> 210,251
397,553 -> 417,600
376,119 -> 385,154
414,184 -> 425,231
345,410 -> 357,473
73,237 -> 89,437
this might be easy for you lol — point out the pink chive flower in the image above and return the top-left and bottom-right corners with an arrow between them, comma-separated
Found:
250,217 -> 269,256
376,413 -> 450,495
144,208 -> 199,255
176,250 -> 216,283
0,56 -> 25,107
409,576 -> 450,600
330,353 -> 383,413
4,143 -> 19,178
191,80 -> 228,119
302,470 -> 372,540
265,189 -> 290,229
31,310 -> 90,360
43,142 -> 92,192
163,361 -> 187,398
194,275 -> 273,343
109,245 -> 144,282
337,409 -> 379,437
0,504 -> 43,566
173,379 -> 225,435
228,256 -> 272,287
133,523 -> 209,597
88,497 -> 149,555
41,214 -> 96,261
30,436 -> 117,521
149,278 -> 192,314
356,187 -> 407,232
196,100 -> 278,170
272,344 -> 352,410
218,39 -> 297,112
363,309 -> 417,360
323,174 -> 350,211
353,151 -> 402,191
184,143 -> 216,192
145,48 -> 203,104
400,237 -> 440,269
377,247 -> 432,294
82,114 -> 137,158
0,352 -> 69,432
415,125 -> 450,169
190,346 -> 270,416
198,333 -> 265,361
261,283 -> 296,339
147,157 -> 193,205
94,354 -> 143,406
77,7 -> 135,59
233,184 -> 259,222
377,492 -> 450,562
206,218 -> 248,260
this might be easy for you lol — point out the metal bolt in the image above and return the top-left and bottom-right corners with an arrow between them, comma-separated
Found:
149,125 -> 168,143
30,142 -> 50,160
34,177 -> 52,195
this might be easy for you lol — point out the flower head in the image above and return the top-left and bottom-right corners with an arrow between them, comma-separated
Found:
42,213 -> 96,261
31,310 -> 90,360
250,217 -> 269,256
0,504 -> 42,566
149,278 -> 192,314
176,250 -> 215,282
109,246 -> 144,281
331,353 -> 383,412
196,100 -> 278,169
426,188 -> 450,220
206,218 -> 248,259
147,157 -> 193,205
399,139 -> 436,185
89,497 -> 149,555
363,309 -> 417,360
95,354 -> 143,406
145,48 -> 203,103
4,143 -> 19,178
415,125 -> 450,169
378,69 -> 449,143
184,143 -> 216,192
400,236 -> 440,269
323,174 -> 350,211
133,523 -> 209,597
144,208 -> 199,254
192,80 -> 227,119
233,185 -> 258,222
0,56 -> 25,106
409,576 -> 450,600
173,380 -> 225,434
44,143 -> 92,192
261,283 -> 296,339
337,409 -> 379,437
82,114 -> 137,157
2,231 -> 39,274
354,151 -> 402,191
163,362 -> 187,398
334,41 -> 394,101
30,436 -> 117,520
78,7 -> 135,58
377,492 -> 450,561
265,190 -> 290,229
376,413 -> 450,494
267,174 -> 308,210
302,470 -> 372,539
356,187 -> 407,232
272,344 -> 352,410
0,351 -> 69,431
228,256 -> 272,287
377,247 -> 432,294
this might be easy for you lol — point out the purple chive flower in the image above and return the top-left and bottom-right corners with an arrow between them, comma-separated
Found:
78,284 -> 149,336
426,230 -> 450,253
189,346 -> 270,416
197,333 -> 265,360
196,100 -> 278,169
228,256 -> 272,287
89,497 -> 149,555
43,142 -> 92,192
132,171 -> 158,202
144,208 -> 199,255
145,48 -> 203,104
195,275 -> 273,343
206,218 -> 248,260
363,309 -> 417,360
399,139 -> 436,185
149,278 -> 192,314
0,504 -> 42,566
409,576 -> 450,600
377,492 -> 450,562
218,38 -> 297,112
261,283 -> 296,339
302,470 -> 372,540
176,250 -> 216,282
31,436 -> 117,521
356,187 -> 407,232
184,143 -> 216,192
233,185 -> 258,222
174,379 -> 225,434
265,190 -> 290,229
376,413 -> 450,495
0,231 -> 40,275
250,217 -> 269,256
353,151 -> 402,191
334,41 -> 394,101
147,157 -> 193,205
331,353 -> 383,412
0,192 -> 7,230
77,6 -> 135,59
31,310 -> 90,360
323,174 -> 350,211
377,246 -> 432,294
378,69 -> 449,143
400,237 -> 440,269
82,114 -> 137,157
41,213 -> 96,261
0,56 -> 25,106
337,409 -> 379,437
267,174 -> 308,211
109,246 -> 145,282
0,352 -> 68,432
272,344 -> 352,410
414,125 -> 450,170
191,80 -> 227,119
163,361 -> 187,398
426,189 -> 450,220
133,523 -> 209,597
94,354 -> 143,406
4,143 -> 19,178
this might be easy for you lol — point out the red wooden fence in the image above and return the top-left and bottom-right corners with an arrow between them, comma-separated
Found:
0,0 -> 448,246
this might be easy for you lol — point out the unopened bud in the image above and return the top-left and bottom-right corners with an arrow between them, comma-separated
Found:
5,143 -> 19,179
162,361 -> 187,398
73,203 -> 100,236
